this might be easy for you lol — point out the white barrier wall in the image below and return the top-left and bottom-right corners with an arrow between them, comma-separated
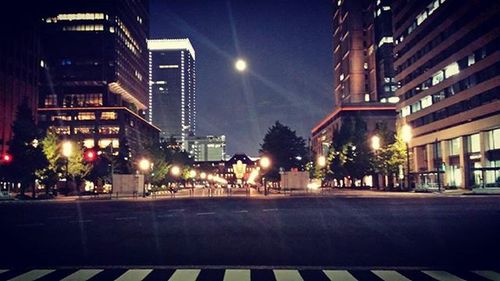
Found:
112,174 -> 144,196
280,171 -> 309,190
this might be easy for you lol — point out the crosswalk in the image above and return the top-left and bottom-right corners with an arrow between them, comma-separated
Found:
0,268 -> 499,281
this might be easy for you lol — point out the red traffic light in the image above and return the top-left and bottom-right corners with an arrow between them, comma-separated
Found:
84,150 -> 96,162
2,153 -> 12,162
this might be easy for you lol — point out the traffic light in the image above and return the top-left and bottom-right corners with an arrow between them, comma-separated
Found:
84,150 -> 96,162
1,153 -> 12,163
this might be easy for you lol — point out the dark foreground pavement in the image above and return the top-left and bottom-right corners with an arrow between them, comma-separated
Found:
0,196 -> 499,270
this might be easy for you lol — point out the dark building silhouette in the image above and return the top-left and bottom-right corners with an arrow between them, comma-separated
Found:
0,3 -> 41,156
311,0 -> 397,157
38,0 -> 159,157
393,0 -> 500,189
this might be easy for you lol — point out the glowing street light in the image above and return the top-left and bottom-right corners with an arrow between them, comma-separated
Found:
200,172 -> 207,180
235,58 -> 247,72
260,156 -> 271,169
401,124 -> 413,143
317,155 -> 326,167
61,141 -> 73,158
171,165 -> 181,177
189,169 -> 197,178
371,135 -> 381,151
138,158 -> 151,172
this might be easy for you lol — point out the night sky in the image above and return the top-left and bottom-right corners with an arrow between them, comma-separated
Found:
150,0 -> 333,156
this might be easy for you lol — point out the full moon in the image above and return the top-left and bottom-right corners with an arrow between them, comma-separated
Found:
235,59 -> 247,72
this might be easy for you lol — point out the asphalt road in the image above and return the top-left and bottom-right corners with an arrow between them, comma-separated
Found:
0,196 -> 499,269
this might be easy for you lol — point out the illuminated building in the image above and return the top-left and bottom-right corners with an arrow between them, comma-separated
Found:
148,39 -> 196,147
0,4 -> 41,155
186,135 -> 226,162
393,0 -> 500,189
38,0 -> 159,156
193,154 -> 258,186
311,0 -> 397,156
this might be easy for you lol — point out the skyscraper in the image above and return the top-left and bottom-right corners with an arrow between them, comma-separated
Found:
393,0 -> 500,189
186,135 -> 226,162
311,0 -> 397,156
148,39 -> 196,147
38,0 -> 159,157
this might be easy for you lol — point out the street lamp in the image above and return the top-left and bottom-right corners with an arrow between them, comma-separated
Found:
317,155 -> 326,167
61,141 -> 73,194
371,135 -> 381,189
138,158 -> 151,197
401,124 -> 413,190
260,156 -> 271,195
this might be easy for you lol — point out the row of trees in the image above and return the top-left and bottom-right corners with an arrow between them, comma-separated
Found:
312,115 -> 406,189
0,100 -> 194,198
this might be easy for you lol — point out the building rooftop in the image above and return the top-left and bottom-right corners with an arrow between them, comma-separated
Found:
148,38 -> 196,60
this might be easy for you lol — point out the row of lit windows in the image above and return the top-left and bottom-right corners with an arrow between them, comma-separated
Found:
401,38 -> 498,101
45,13 -> 106,23
447,129 -> 500,156
408,86 -> 499,129
50,112 -> 117,121
401,62 -> 499,118
50,126 -> 120,135
62,25 -> 104,32
83,138 -> 119,149
396,0 -> 445,46
44,94 -> 103,108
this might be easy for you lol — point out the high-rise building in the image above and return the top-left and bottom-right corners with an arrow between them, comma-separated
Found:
37,0 -> 159,157
311,0 -> 397,156
148,39 -> 196,147
393,0 -> 500,189
186,135 -> 226,162
0,4 -> 41,156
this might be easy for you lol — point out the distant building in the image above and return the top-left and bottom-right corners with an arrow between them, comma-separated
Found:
393,0 -> 500,189
37,0 -> 159,157
0,4 -> 41,156
193,153 -> 258,185
311,0 -> 397,156
148,39 -> 196,147
186,135 -> 226,162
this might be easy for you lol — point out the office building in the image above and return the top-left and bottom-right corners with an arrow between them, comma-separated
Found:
393,0 -> 500,189
0,4 -> 41,156
148,39 -> 196,146
37,0 -> 159,157
311,0 -> 397,156
186,135 -> 226,162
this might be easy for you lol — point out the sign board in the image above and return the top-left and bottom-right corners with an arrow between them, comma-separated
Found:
280,171 -> 308,190
112,174 -> 143,196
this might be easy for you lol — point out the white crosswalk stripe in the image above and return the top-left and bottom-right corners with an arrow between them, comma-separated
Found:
472,270 -> 500,281
0,270 -> 8,274
323,270 -> 358,281
115,269 -> 153,281
273,269 -> 304,281
60,269 -> 103,281
223,269 -> 251,281
372,270 -> 411,281
7,269 -> 55,281
167,269 -> 200,281
422,270 -> 466,281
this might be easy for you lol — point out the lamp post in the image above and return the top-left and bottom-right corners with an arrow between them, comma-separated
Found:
171,165 -> 181,192
401,124 -> 413,190
371,135 -> 381,189
61,141 -> 73,194
138,158 -> 151,197
260,156 -> 271,195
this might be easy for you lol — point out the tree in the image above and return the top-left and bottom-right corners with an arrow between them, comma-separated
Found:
372,122 -> 406,189
58,142 -> 90,195
7,99 -> 47,198
37,130 -> 60,195
260,121 -> 308,182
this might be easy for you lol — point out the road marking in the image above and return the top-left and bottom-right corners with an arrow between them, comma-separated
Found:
60,269 -> 103,281
0,269 -> 8,274
472,270 -> 500,280
372,270 -> 411,281
8,269 -> 54,281
157,214 -> 175,218
196,212 -> 215,216
323,270 -> 358,281
233,210 -> 248,213
273,269 -> 304,281
263,208 -> 278,212
422,270 -> 466,281
15,223 -> 44,228
223,269 -> 251,281
115,269 -> 152,281
115,217 -> 137,221
167,269 -> 200,281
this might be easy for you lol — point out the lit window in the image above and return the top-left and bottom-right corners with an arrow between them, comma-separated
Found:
53,126 -> 70,135
339,73 -> 344,81
363,63 -> 368,70
449,138 -> 461,156
380,98 -> 387,103
487,129 -> 500,150
382,6 -> 390,11
378,37 -> 393,47
51,115 -> 72,121
468,134 -> 480,153
388,97 -> 400,103
99,126 -> 120,134
401,106 -> 411,117
364,94 -> 370,102
77,112 -> 96,120
74,127 -> 94,134
159,65 -> 179,69
432,71 -> 444,86
45,95 -> 58,107
467,54 -> 475,67
420,95 -> 432,109
416,11 -> 428,25
100,112 -> 117,120
83,139 -> 95,148
444,62 -> 459,78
